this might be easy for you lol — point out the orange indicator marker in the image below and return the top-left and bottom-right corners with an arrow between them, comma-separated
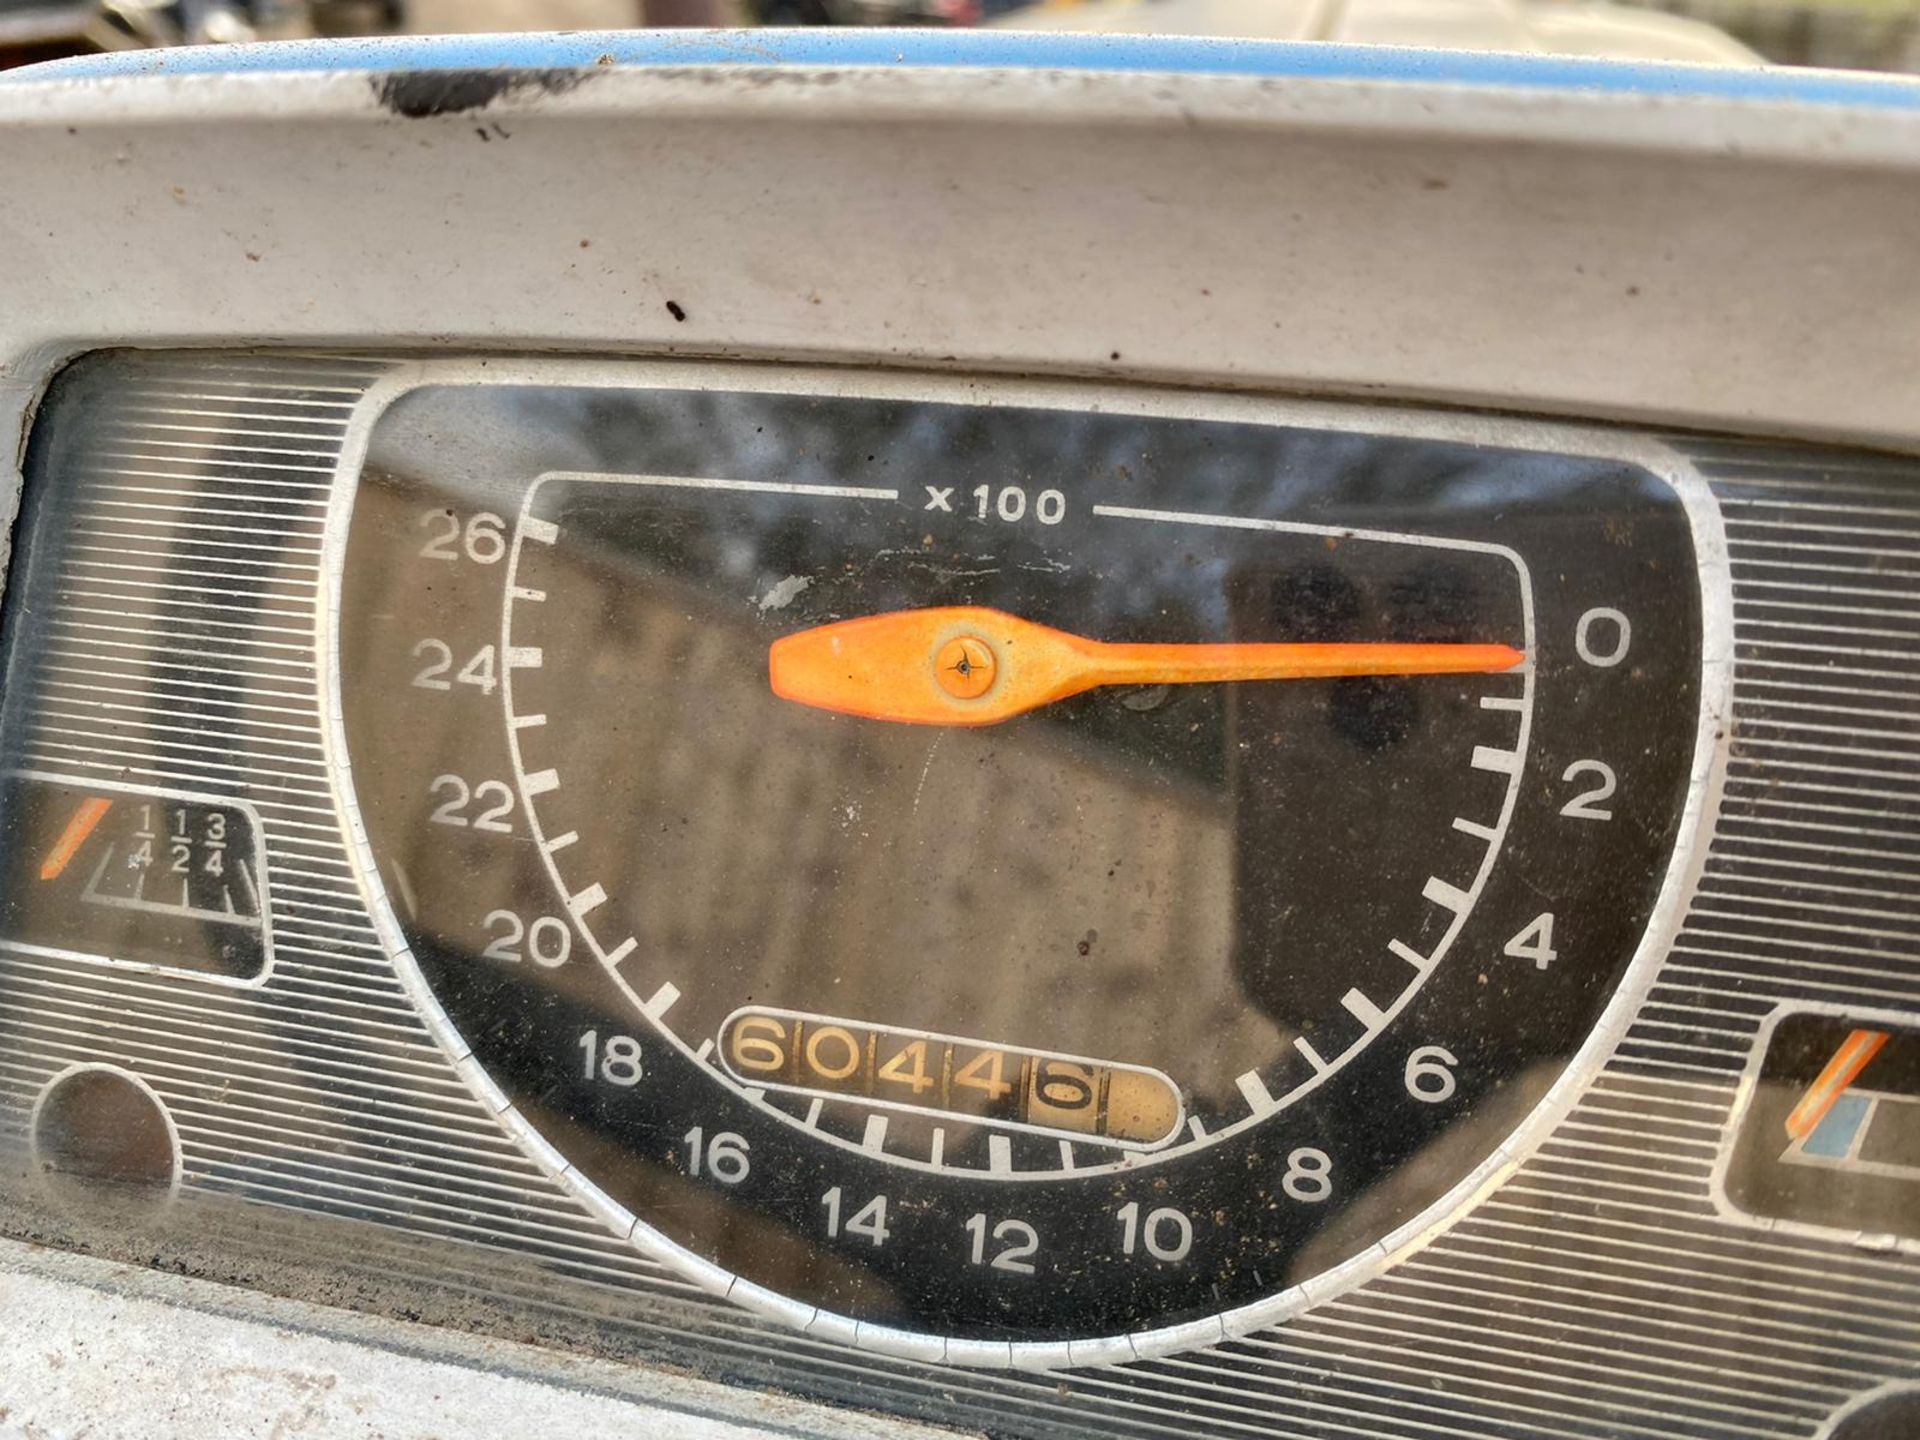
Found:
1785,1027 -> 1889,1141
39,795 -> 113,880
769,605 -> 1527,727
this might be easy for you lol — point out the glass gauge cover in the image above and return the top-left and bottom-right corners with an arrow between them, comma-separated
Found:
333,376 -> 1714,1361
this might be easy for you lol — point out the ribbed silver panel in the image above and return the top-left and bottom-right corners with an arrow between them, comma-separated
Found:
1,354 -> 1915,1439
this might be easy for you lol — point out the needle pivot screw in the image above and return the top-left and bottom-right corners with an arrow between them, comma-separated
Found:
934,635 -> 997,699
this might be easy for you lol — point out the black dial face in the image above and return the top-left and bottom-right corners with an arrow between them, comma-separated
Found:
334,375 -> 1710,1361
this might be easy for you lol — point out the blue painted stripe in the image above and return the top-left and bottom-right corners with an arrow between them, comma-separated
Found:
7,29 -> 1920,110
1801,1091 -> 1873,1160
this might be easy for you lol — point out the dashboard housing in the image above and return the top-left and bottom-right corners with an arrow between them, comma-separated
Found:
2,32 -> 1920,1440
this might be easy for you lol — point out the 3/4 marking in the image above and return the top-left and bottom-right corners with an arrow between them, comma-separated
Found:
542,830 -> 578,855
1479,694 -> 1528,712
1452,816 -> 1499,843
607,937 -> 640,968
1293,1037 -> 1330,1074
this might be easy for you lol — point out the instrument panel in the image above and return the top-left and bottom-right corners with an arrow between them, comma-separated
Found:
1,349 -> 1918,1436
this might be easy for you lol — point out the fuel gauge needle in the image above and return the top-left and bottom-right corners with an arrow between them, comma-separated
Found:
769,605 -> 1526,726
1785,1028 -> 1889,1141
39,795 -> 113,880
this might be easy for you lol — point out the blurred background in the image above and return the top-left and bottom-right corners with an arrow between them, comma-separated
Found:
3,0 -> 1917,81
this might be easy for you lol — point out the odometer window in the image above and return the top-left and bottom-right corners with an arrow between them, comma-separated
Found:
334,376 -> 1709,1362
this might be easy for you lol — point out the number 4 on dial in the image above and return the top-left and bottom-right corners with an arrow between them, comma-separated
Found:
1505,912 -> 1559,970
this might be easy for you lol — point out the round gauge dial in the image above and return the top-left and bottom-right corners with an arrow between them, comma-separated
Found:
334,372 -> 1712,1363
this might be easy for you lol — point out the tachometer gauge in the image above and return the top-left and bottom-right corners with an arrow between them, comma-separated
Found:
333,369 -> 1717,1364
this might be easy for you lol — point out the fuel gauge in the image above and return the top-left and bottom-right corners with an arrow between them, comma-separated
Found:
0,773 -> 272,982
1723,1012 -> 1920,1244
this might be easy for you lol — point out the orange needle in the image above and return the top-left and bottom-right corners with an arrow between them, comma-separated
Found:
1785,1028 -> 1889,1141
39,796 -> 113,880
769,606 -> 1526,727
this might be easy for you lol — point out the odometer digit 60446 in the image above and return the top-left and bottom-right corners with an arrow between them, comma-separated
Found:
332,365 -> 1720,1366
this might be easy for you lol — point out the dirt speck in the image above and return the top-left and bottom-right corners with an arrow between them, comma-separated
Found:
371,67 -> 589,120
